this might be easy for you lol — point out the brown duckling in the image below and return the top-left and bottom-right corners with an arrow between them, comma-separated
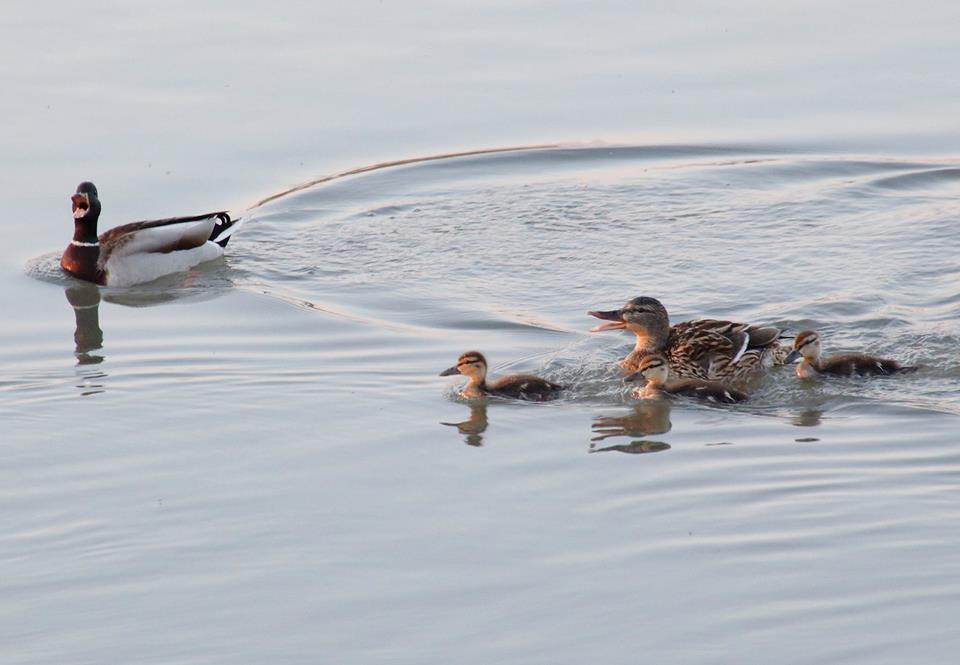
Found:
588,296 -> 785,381
440,351 -> 567,401
624,354 -> 749,403
784,330 -> 917,378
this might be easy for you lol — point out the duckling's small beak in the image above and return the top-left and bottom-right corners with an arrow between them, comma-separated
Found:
439,365 -> 460,376
623,370 -> 643,382
588,309 -> 627,332
784,349 -> 801,364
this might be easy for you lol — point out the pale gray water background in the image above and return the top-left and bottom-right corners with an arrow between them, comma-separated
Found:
3,2 -> 960,664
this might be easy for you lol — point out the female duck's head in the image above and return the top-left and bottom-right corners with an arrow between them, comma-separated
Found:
589,296 -> 671,347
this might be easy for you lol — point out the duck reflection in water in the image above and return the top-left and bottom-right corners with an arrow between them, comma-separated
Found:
64,285 -> 108,396
66,285 -> 105,366
590,397 -> 673,455
61,272 -> 233,396
440,402 -> 489,447
792,408 -> 824,427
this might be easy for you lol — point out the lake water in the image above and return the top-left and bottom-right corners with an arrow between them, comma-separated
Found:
3,3 -> 960,664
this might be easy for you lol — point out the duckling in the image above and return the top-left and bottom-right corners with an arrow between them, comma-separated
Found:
440,351 -> 566,401
624,354 -> 749,403
589,296 -> 785,381
60,181 -> 242,287
784,330 -> 917,378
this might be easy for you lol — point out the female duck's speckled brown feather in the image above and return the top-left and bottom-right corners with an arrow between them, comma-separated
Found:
785,330 -> 917,378
589,296 -> 786,382
626,354 -> 749,403
440,351 -> 567,401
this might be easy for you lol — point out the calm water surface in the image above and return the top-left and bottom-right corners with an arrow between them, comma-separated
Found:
3,2 -> 960,664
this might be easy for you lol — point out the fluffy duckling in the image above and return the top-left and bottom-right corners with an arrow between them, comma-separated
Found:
60,181 -> 242,287
784,330 -> 917,378
588,296 -> 785,380
440,351 -> 566,401
625,354 -> 749,403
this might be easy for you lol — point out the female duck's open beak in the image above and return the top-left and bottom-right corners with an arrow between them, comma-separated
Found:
439,365 -> 461,376
587,308 -> 627,332
784,349 -> 802,364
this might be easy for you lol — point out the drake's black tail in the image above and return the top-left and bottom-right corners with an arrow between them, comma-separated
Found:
208,212 -> 242,248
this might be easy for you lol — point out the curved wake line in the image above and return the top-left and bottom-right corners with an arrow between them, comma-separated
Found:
248,143 -> 560,209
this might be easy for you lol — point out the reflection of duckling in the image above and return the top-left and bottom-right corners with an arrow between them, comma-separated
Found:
591,399 -> 672,441
440,351 -> 566,401
589,440 -> 672,455
441,403 -> 489,446
785,330 -> 917,379
625,354 -> 748,403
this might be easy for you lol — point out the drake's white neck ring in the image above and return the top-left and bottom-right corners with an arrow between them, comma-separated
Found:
71,240 -> 100,247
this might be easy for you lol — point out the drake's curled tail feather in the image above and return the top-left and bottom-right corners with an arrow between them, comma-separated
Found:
209,212 -> 243,248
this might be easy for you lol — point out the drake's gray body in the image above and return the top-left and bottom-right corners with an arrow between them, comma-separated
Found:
60,181 -> 241,287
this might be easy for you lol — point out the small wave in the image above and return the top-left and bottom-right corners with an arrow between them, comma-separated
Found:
869,167 -> 960,191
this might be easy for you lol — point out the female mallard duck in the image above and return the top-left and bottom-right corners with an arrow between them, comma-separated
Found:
588,296 -> 785,381
785,330 -> 917,378
440,351 -> 567,401
625,354 -> 749,403
60,181 -> 242,287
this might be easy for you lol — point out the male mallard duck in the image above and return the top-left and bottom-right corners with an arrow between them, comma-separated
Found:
785,330 -> 917,378
588,296 -> 785,381
440,351 -> 567,401
625,354 -> 749,403
60,181 -> 242,287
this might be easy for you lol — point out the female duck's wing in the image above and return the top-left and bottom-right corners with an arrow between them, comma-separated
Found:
668,319 -> 786,380
681,319 -> 783,354
667,322 -> 741,376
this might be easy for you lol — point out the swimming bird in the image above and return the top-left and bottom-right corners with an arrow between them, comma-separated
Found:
440,351 -> 567,401
588,296 -> 785,381
60,181 -> 242,287
784,330 -> 917,378
625,354 -> 749,403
